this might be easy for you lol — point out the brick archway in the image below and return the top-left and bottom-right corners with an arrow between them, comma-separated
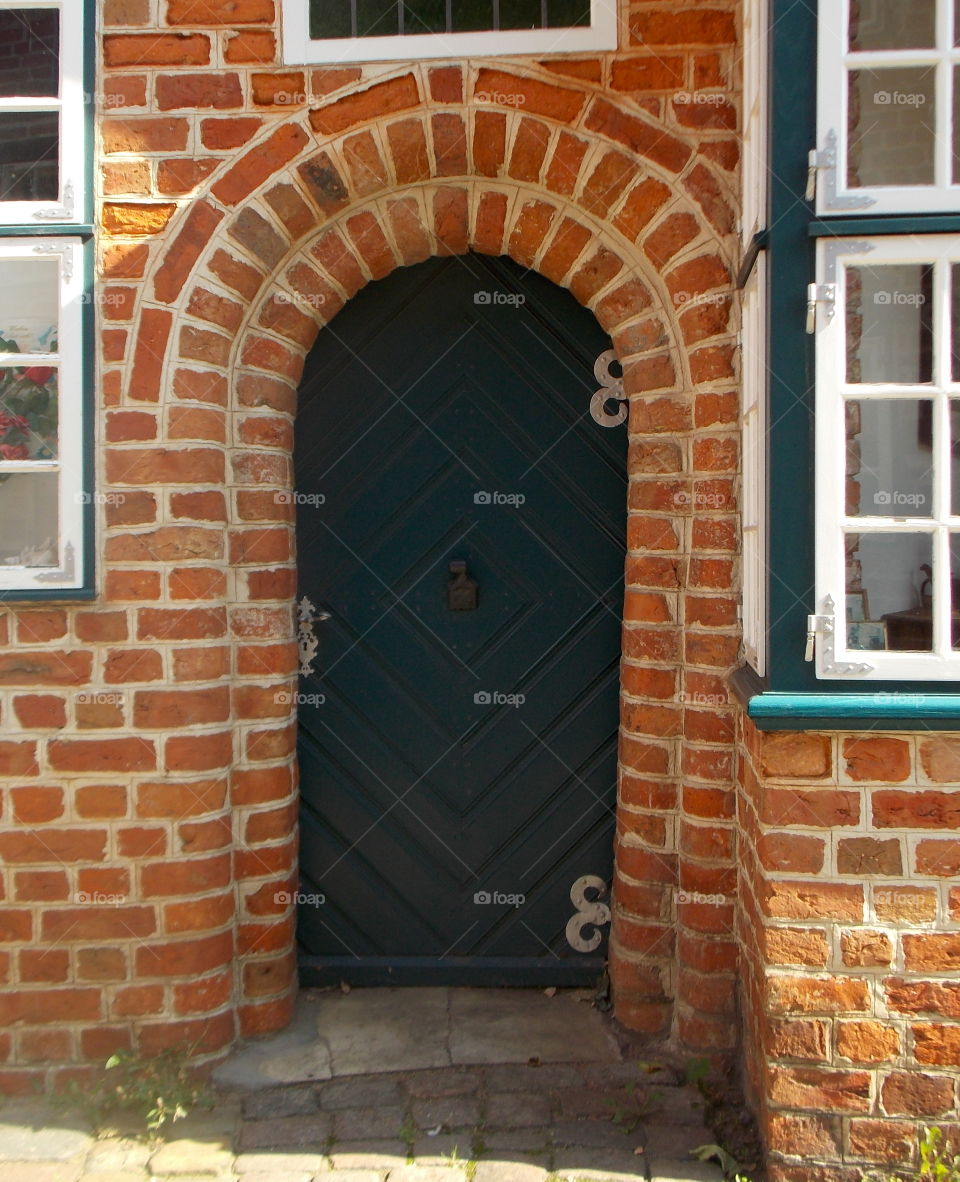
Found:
106,68 -> 739,1054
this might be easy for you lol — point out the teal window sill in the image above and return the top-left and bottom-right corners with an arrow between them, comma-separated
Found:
729,668 -> 960,731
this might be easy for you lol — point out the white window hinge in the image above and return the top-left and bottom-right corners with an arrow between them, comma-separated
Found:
807,596 -> 876,675
805,147 -> 835,201
806,283 -> 836,334
805,613 -> 831,662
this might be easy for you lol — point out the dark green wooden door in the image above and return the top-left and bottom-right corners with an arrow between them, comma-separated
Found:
295,254 -> 625,986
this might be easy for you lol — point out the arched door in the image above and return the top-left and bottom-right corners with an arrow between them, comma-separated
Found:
294,253 -> 626,985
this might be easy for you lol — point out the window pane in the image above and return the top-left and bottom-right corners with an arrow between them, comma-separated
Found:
953,535 -> 960,647
545,0 -> 589,26
0,259 -> 58,354
0,470 -> 58,567
0,9 -> 59,98
849,0 -> 936,50
403,0 -> 446,32
846,264 -> 934,385
0,110 -> 58,201
954,66 -> 960,183
357,0 -> 398,34
848,67 -> 936,188
500,0 -> 542,29
310,1 -> 353,37
954,265 -> 960,381
951,402 -> 960,515
846,532 -> 934,650
848,398 -> 933,516
0,367 -> 59,460
451,0 -> 494,31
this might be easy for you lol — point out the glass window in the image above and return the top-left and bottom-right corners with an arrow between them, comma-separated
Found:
0,2 -> 83,224
816,238 -> 960,678
817,0 -> 960,214
0,0 -> 88,595
284,0 -> 616,63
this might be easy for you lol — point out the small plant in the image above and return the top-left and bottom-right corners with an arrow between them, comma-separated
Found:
685,1056 -> 712,1088
57,1045 -> 212,1137
692,1142 -> 751,1181
398,1117 -> 418,1162
868,1126 -> 960,1182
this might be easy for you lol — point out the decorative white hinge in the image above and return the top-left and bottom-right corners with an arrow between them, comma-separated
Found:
806,595 -> 875,674
33,179 -> 76,221
807,131 -> 877,211
806,283 -> 836,333
297,595 -> 329,677
565,875 -> 611,952
589,350 -> 627,428
806,148 -> 834,201
34,540 -> 74,583
33,240 -> 74,281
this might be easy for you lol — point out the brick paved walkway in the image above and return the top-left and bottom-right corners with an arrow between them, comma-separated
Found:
0,1060 -> 724,1182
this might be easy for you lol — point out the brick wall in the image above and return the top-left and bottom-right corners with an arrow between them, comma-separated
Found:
0,0 -> 744,1090
739,716 -> 960,1181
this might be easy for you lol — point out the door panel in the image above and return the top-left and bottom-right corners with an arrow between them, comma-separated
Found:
295,254 -> 626,984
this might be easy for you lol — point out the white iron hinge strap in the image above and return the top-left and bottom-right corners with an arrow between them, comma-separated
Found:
808,595 -> 876,675
806,148 -> 834,201
806,283 -> 836,334
805,613 -> 830,662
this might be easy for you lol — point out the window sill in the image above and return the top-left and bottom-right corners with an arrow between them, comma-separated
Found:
729,667 -> 960,730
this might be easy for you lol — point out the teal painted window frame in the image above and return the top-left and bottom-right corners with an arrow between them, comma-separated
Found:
736,0 -> 960,728
0,0 -> 95,601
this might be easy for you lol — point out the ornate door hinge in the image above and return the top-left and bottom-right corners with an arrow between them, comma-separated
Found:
589,350 -> 627,428
565,875 -> 611,952
297,596 -> 329,677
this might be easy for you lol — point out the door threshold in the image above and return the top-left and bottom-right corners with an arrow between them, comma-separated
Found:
298,955 -> 607,988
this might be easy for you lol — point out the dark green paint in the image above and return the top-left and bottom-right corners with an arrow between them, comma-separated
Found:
294,255 -> 625,985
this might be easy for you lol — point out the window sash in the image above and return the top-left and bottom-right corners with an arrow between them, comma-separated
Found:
741,252 -> 769,676
0,0 -> 85,225
816,0 -> 960,215
742,0 -> 769,246
815,234 -> 960,680
0,237 -> 85,591
280,0 -> 617,63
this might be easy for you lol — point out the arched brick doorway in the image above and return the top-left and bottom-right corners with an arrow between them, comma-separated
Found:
111,80 -> 739,1054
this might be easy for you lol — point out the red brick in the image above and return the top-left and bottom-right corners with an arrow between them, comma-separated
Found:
156,72 -> 242,110
213,124 -> 309,206
836,1020 -> 900,1063
201,116 -> 264,150
48,739 -> 154,773
225,29 -> 276,62
873,790 -> 960,829
154,201 -> 225,305
310,75 -> 421,137
165,731 -> 233,772
102,117 -> 190,153
586,97 -> 691,173
166,0 -> 273,22
12,695 -> 66,729
251,71 -> 305,106
474,69 -> 584,121
11,786 -> 63,823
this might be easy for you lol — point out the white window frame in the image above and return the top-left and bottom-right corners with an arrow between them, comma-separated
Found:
280,0 -> 618,64
741,0 -> 768,247
741,252 -> 768,677
814,234 -> 960,680
816,0 -> 960,215
0,0 -> 85,225
0,237 -> 85,592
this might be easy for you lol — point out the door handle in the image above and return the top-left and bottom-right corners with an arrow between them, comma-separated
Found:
447,560 -> 478,611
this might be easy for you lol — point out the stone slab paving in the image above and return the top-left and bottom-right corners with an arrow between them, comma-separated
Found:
214,990 -> 620,1092
0,1061 -> 724,1182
